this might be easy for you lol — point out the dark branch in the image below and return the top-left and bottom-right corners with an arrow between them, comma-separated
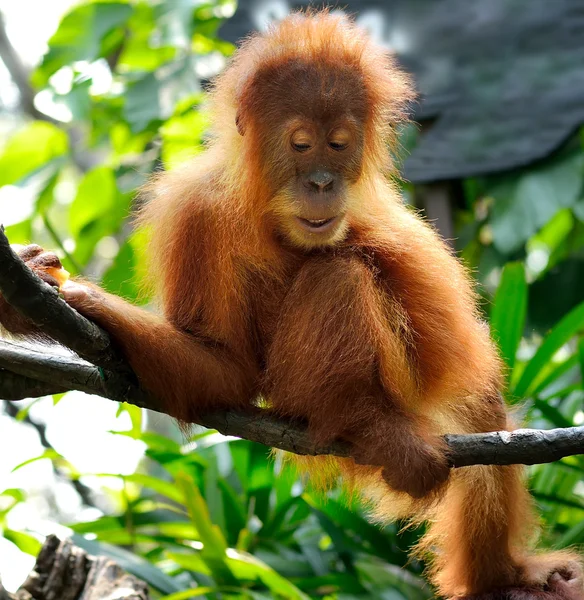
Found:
3,399 -> 97,507
0,226 -> 138,387
0,11 -> 57,123
0,368 -> 66,399
1,225 -> 584,469
2,338 -> 584,468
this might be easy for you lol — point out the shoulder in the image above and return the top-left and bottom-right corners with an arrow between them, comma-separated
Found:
138,161 -> 224,229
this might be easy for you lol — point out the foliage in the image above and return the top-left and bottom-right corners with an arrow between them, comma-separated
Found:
1,0 -> 584,598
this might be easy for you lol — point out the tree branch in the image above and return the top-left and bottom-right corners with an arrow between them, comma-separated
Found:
2,340 -> 584,467
0,11 -> 57,123
3,399 -> 97,507
1,226 -> 584,469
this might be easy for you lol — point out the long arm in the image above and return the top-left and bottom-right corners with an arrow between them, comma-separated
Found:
62,284 -> 258,422
0,180 -> 260,423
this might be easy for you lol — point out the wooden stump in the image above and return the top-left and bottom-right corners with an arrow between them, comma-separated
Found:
0,535 -> 149,600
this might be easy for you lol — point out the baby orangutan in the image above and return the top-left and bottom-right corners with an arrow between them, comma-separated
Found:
1,12 -> 582,599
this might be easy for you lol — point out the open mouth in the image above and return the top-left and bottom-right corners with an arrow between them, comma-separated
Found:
296,216 -> 339,233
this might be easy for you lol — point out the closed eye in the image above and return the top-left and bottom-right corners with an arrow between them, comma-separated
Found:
292,141 -> 312,152
329,141 -> 348,151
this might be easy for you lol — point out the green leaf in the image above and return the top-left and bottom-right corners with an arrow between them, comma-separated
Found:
578,337 -> 584,384
160,589 -> 216,600
532,398 -> 573,429
68,166 -> 129,264
3,530 -> 42,556
71,534 -> 183,594
489,150 -> 584,254
226,550 -> 310,600
118,3 -> 176,72
33,2 -> 133,87
4,219 -> 32,243
513,302 -> 584,398
69,166 -> 117,237
490,262 -> 527,374
12,449 -> 62,472
0,489 -> 26,518
303,494 -> 397,560
177,472 -> 236,585
101,239 -> 141,302
0,122 -> 68,187
154,0 -> 200,46
532,354 -> 579,397
115,402 -> 143,438
35,172 -> 60,215
355,555 -> 430,599
94,473 -> 184,504
124,57 -> 200,132
557,519 -> 584,548
161,110 -> 207,168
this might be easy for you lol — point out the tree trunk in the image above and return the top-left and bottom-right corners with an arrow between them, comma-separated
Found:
0,535 -> 149,600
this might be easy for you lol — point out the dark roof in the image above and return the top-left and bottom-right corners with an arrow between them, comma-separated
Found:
219,0 -> 584,183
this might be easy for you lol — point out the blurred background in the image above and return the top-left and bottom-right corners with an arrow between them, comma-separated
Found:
1,1 -> 584,598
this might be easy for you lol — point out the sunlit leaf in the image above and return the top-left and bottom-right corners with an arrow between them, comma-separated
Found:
69,166 -> 129,264
12,449 -> 62,472
33,2 -> 133,87
490,262 -> 527,374
160,588 -> 217,600
3,529 -> 42,556
161,110 -> 207,168
513,302 -> 584,398
177,472 -> 236,584
226,550 -> 311,600
0,122 -> 68,188
4,219 -> 32,243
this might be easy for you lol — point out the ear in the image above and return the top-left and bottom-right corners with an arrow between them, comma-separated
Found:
235,110 -> 245,136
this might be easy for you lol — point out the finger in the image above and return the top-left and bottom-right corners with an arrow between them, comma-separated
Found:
61,282 -> 92,304
29,252 -> 62,269
37,271 -> 61,288
18,244 -> 44,262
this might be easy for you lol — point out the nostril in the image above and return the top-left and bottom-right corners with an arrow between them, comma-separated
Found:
307,171 -> 335,192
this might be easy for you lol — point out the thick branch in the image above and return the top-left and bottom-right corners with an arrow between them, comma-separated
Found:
0,368 -> 66,399
1,340 -> 584,467
1,226 -> 584,469
0,227 -> 121,368
0,340 -> 158,410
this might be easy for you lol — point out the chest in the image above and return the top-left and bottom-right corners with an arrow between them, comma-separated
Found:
244,261 -> 301,370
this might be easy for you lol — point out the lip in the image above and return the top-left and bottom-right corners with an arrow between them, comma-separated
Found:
295,216 -> 339,233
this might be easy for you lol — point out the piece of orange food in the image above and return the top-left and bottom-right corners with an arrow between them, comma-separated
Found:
45,266 -> 71,287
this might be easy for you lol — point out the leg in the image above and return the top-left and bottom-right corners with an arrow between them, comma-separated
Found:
348,403 -> 450,500
265,254 -> 449,497
424,464 -> 583,599
420,399 -> 584,599
61,283 -> 259,421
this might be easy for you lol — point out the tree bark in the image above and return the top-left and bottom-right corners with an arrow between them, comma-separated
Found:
0,536 -> 149,600
2,226 -> 584,469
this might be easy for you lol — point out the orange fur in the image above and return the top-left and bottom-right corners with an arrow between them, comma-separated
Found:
2,11 -> 582,599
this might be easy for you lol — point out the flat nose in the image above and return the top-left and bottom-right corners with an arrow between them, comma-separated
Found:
307,170 -> 334,192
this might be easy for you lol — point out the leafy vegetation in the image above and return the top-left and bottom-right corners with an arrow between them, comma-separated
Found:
1,1 -> 584,598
